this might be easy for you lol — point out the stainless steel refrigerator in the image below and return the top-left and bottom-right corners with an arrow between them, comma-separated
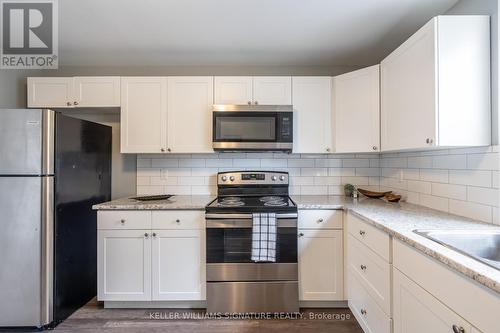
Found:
0,109 -> 111,328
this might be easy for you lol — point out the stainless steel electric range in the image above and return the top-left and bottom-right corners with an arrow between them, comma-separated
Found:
205,171 -> 299,313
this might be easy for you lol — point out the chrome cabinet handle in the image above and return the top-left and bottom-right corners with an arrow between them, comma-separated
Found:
254,101 -> 258,105
359,230 -> 366,236
120,219 -> 125,224
176,219 -> 180,223
298,232 -> 304,237
318,218 -> 324,223
426,138 -> 434,144
326,148 -> 331,152
360,264 -> 367,271
73,101 -> 79,105
247,101 -> 252,105
152,233 -> 157,237
167,148 -> 171,152
144,233 -> 149,238
452,325 -> 465,333
161,148 -> 165,152
360,309 -> 367,315
372,146 -> 377,151
66,102 -> 72,106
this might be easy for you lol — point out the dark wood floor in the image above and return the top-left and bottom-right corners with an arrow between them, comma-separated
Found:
53,299 -> 363,333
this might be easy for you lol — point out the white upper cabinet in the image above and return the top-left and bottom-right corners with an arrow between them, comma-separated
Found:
120,77 -> 168,153
27,76 -> 120,108
381,16 -> 490,151
214,76 -> 253,105
292,77 -> 333,153
27,77 -> 75,108
253,76 -> 292,105
73,76 -> 120,107
334,65 -> 380,153
167,77 -> 214,153
214,76 -> 291,105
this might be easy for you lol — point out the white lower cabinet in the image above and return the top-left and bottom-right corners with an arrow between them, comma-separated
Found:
97,230 -> 152,301
97,210 -> 205,303
298,210 -> 343,301
393,268 -> 474,333
152,229 -> 205,301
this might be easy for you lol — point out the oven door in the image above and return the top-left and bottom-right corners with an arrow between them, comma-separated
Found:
206,217 -> 297,265
212,111 -> 293,151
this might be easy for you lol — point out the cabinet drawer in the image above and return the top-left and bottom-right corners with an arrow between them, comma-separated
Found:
347,213 -> 390,261
98,211 -> 152,230
152,210 -> 205,229
348,266 -> 391,333
348,234 -> 391,316
299,210 -> 342,229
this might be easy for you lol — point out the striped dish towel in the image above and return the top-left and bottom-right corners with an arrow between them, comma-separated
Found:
251,213 -> 277,262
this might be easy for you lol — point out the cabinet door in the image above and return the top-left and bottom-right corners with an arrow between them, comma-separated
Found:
253,76 -> 292,105
167,77 -> 214,153
334,65 -> 380,153
27,77 -> 74,108
381,19 -> 437,151
214,76 -> 253,104
292,77 -> 333,153
393,268 -> 472,333
120,77 -> 168,153
74,76 -> 120,107
152,229 -> 205,301
97,230 -> 151,301
298,229 -> 343,301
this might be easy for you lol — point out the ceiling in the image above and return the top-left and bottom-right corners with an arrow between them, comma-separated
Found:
58,0 -> 459,67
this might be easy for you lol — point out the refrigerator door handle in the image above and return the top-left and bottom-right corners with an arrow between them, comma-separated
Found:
41,175 -> 54,325
41,110 -> 55,176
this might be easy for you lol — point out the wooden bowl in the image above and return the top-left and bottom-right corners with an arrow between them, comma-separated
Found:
384,193 -> 402,202
357,188 -> 392,198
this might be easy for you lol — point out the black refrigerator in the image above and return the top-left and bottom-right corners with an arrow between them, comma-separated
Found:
0,109 -> 111,328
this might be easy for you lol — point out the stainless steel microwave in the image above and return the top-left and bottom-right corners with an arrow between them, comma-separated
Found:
212,105 -> 293,152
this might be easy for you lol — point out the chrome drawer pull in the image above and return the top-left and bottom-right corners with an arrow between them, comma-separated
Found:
359,230 -> 366,236
452,325 -> 465,333
360,264 -> 367,271
360,309 -> 367,316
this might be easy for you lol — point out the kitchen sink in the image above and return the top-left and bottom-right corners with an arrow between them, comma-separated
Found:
413,229 -> 500,271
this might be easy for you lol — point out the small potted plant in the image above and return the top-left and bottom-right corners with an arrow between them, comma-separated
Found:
344,184 -> 355,197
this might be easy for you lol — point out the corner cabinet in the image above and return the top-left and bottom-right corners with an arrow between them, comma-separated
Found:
120,76 -> 214,154
381,15 -> 490,151
292,77 -> 334,154
333,65 -> 380,153
97,210 -> 206,304
27,76 -> 120,108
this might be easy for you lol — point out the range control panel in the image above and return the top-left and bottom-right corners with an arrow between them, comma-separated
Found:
218,172 -> 289,185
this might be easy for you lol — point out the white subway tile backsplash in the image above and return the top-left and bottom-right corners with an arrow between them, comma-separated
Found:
380,146 -> 498,224
449,170 -> 492,187
431,183 -> 466,200
467,186 -> 499,207
432,155 -> 467,170
420,169 -> 449,183
467,153 -> 499,170
449,200 -> 492,223
136,147 -> 499,225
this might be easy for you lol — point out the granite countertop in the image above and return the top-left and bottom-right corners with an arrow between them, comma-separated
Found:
94,194 -> 500,294
92,195 -> 215,210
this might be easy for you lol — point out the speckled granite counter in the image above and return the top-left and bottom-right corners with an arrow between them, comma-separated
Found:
92,195 -> 215,210
94,194 -> 500,294
293,195 -> 500,294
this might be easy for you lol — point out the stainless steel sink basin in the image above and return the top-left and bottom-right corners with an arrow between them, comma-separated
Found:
414,229 -> 500,271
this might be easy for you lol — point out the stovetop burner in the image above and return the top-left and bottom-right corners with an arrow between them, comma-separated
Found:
205,171 -> 297,214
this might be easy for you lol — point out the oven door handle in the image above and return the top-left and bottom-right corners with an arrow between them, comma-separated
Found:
205,213 -> 298,219
206,219 -> 297,228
